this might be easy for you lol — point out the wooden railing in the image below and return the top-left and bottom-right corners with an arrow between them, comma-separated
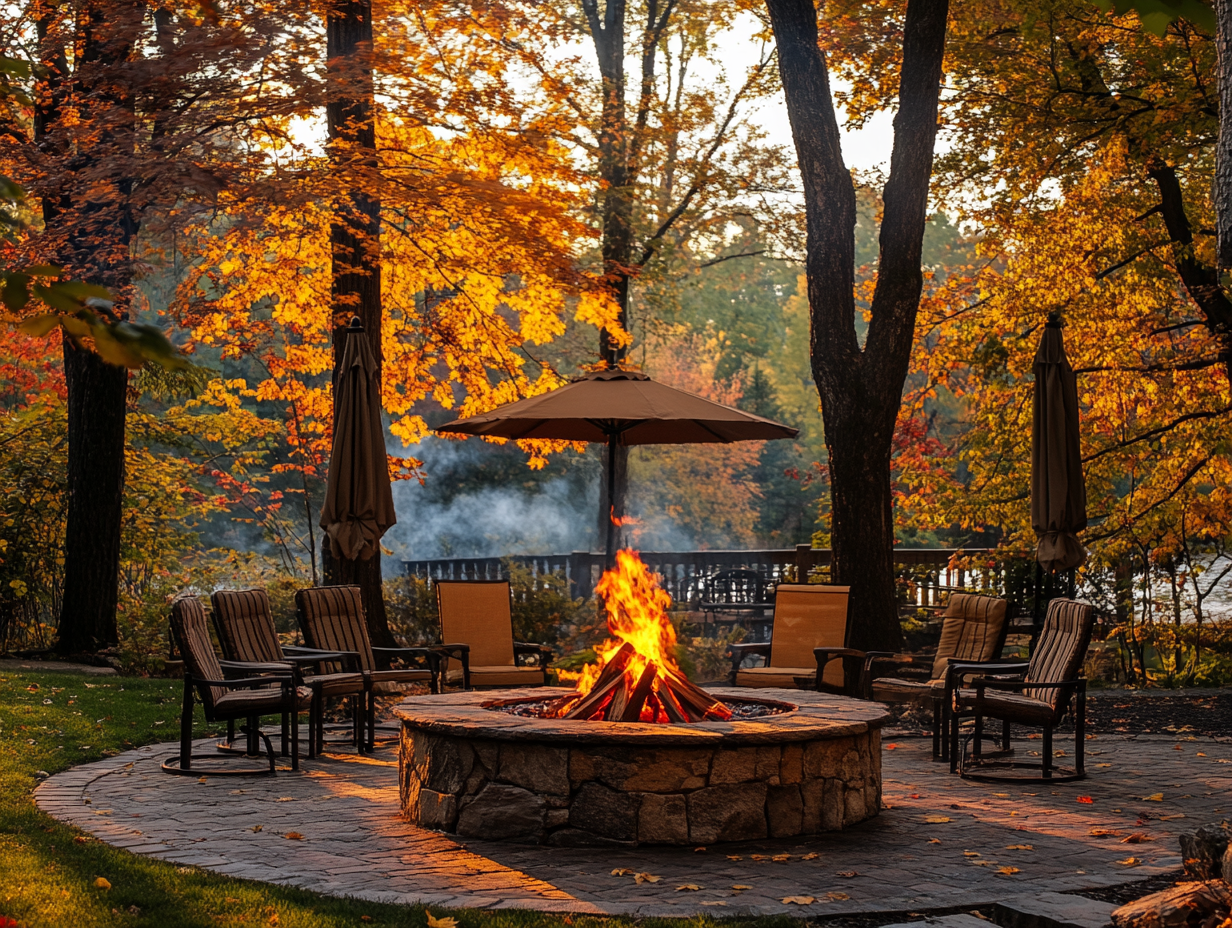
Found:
404,546 -> 1021,610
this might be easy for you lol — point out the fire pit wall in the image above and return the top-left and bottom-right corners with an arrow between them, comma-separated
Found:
397,688 -> 888,846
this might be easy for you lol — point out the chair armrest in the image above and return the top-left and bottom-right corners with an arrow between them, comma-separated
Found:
283,646 -> 363,673
190,672 -> 294,690
947,659 -> 1029,677
219,659 -> 293,675
431,644 -> 471,689
814,647 -> 867,697
514,642 -> 553,669
727,642 -> 771,683
813,647 -> 866,661
433,643 -> 471,656
972,676 -> 1083,693
373,646 -> 437,670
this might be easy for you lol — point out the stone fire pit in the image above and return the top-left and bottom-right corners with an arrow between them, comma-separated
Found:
396,687 -> 889,846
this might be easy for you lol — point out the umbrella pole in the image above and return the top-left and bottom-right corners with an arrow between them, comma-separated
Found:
605,433 -> 618,570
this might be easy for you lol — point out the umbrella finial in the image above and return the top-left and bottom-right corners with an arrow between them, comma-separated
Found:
347,316 -> 364,334
1046,311 -> 1063,328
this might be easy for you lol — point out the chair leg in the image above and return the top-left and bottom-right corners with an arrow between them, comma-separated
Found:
931,698 -> 942,758
1002,718 -> 1010,751
246,715 -> 260,755
281,713 -> 290,756
367,689 -> 376,752
1076,686 -> 1086,777
316,696 -> 325,756
290,704 -> 300,772
179,677 -> 195,770
227,718 -> 235,747
1043,723 -> 1053,778
974,713 -> 984,759
950,710 -> 961,773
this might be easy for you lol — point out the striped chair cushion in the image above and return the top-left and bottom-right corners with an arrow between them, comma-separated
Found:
295,586 -> 376,673
210,589 -> 283,663
1025,598 -> 1095,709
171,596 -> 227,708
930,593 -> 1008,680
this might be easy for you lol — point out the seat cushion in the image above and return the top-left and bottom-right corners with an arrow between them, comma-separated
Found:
872,677 -> 943,704
734,666 -> 816,689
307,672 -> 365,697
954,688 -> 1055,725
445,665 -> 546,687
368,668 -> 432,696
215,684 -> 313,715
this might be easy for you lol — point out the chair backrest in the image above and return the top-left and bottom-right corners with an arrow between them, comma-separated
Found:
769,584 -> 850,689
210,589 -> 284,664
703,569 -> 766,606
436,580 -> 515,667
295,586 -> 375,673
930,593 -> 1010,680
1026,598 -> 1095,712
170,596 -> 225,710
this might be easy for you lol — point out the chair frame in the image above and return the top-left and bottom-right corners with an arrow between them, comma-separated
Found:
862,598 -> 1014,759
727,586 -> 864,695
210,590 -> 365,758
433,579 -> 552,690
294,586 -> 441,750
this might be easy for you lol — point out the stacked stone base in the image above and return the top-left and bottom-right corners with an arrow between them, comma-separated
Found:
399,728 -> 881,846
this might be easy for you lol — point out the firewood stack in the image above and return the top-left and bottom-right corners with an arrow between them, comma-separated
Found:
547,643 -> 733,723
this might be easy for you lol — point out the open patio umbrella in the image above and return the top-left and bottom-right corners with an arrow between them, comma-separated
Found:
320,318 -> 396,561
435,368 -> 798,563
1032,313 -> 1086,575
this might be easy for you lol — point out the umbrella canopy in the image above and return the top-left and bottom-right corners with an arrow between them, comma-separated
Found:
435,369 -> 799,444
436,369 -> 798,562
1031,315 -> 1087,573
320,319 -> 396,561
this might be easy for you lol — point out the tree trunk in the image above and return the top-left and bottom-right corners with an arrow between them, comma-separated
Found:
765,0 -> 949,651
596,443 -> 629,550
324,0 -> 396,649
45,0 -> 140,655
1217,0 -> 1232,269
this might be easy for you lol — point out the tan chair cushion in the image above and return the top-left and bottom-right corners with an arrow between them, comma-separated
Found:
445,665 -> 547,687
734,666 -> 816,689
211,589 -> 284,664
215,684 -> 313,714
872,677 -> 943,704
436,581 -> 516,668
931,593 -> 1009,680
296,586 -> 376,673
955,689 -> 1054,725
766,584 -> 849,690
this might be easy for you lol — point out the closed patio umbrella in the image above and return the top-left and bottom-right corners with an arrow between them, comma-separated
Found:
320,318 -> 396,561
1032,313 -> 1086,574
435,368 -> 798,564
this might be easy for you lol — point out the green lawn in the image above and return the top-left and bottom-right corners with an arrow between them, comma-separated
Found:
0,667 -> 802,928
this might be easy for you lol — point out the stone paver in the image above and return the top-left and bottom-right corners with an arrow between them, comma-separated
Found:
35,733 -> 1224,916
993,892 -> 1116,928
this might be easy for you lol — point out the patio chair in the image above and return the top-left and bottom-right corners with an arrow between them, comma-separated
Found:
696,569 -> 773,631
727,584 -> 863,694
163,595 -> 311,776
949,597 -> 1096,781
864,592 -> 1010,758
295,585 -> 439,750
211,588 -> 365,757
434,580 -> 552,689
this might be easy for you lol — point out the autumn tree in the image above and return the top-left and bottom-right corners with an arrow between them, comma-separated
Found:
762,0 -> 948,650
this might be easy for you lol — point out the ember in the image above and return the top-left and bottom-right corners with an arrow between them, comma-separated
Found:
544,550 -> 733,723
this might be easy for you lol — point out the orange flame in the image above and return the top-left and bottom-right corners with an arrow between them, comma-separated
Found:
609,507 -> 640,529
557,549 -> 704,722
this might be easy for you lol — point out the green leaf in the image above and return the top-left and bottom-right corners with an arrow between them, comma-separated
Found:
14,313 -> 61,338
91,324 -> 146,369
0,175 -> 24,202
53,281 -> 113,302
2,273 -> 30,310
0,56 -> 31,79
30,283 -> 85,314
22,265 -> 64,278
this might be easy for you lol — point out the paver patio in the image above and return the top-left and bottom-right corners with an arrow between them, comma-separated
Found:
35,731 -> 1223,916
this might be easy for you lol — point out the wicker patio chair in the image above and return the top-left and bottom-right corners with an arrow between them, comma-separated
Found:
295,585 -> 439,750
865,593 -> 1010,758
434,580 -> 552,689
211,588 -> 365,757
164,595 -> 311,776
727,584 -> 863,694
949,597 -> 1096,781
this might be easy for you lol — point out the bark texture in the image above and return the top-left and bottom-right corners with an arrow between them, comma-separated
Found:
1217,0 -> 1232,269
765,0 -> 949,651
324,0 -> 396,648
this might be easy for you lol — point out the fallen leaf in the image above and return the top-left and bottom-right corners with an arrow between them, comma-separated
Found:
611,868 -> 634,876
282,832 -> 303,841
772,854 -> 791,862
1122,833 -> 1153,844
725,855 -> 742,861
782,896 -> 816,905
225,898 -> 240,904
229,790 -> 246,796
94,877 -> 111,890
426,912 -> 458,928
732,884 -> 753,891
1142,793 -> 1164,802
886,743 -> 898,750
694,847 -> 706,853
275,797 -> 296,803
1160,814 -> 1187,821
1197,753 -> 1208,757
197,777 -> 208,784
1005,845 -> 1034,851
634,873 -> 661,884
927,838 -> 942,845
1174,745 -> 1184,751
1118,857 -> 1141,866
1089,829 -> 1121,837
801,852 -> 819,860
996,867 -> 1021,875
250,825 -> 263,833
1076,796 -> 1094,804
963,851 -> 981,858
923,815 -> 951,823
26,684 -> 39,692
676,884 -> 701,892
837,870 -> 857,877
750,854 -> 767,861
700,901 -> 727,907
826,891 -> 850,901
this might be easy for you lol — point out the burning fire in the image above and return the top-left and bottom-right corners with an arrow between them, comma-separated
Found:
548,550 -> 732,723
